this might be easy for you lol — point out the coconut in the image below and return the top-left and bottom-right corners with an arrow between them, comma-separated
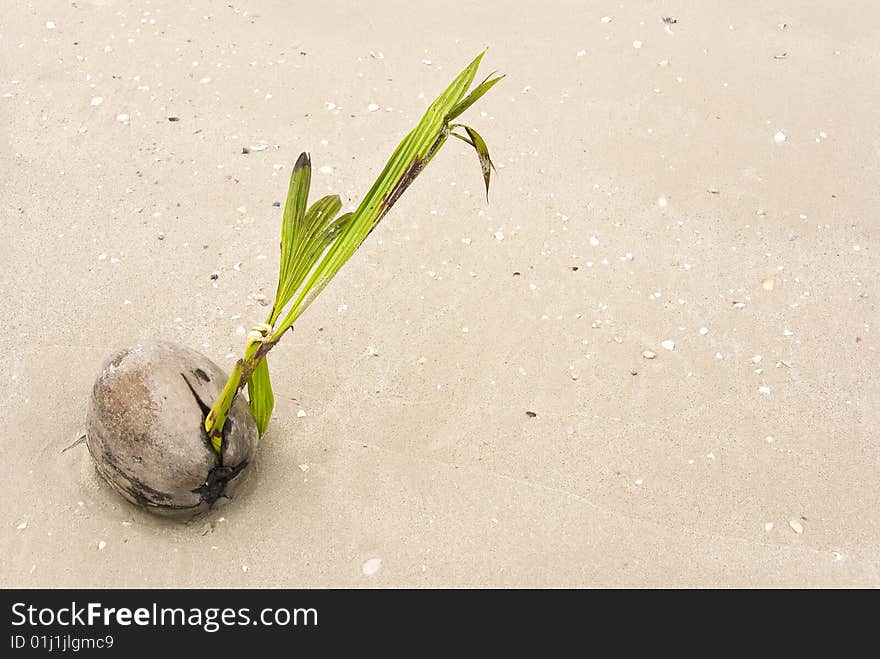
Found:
86,341 -> 257,516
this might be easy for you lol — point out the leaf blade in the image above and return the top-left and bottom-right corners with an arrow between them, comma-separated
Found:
272,153 -> 312,324
454,125 -> 495,200
247,358 -> 274,437
271,52 -> 501,339
446,73 -> 505,122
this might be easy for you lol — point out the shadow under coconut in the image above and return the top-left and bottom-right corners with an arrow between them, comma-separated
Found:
72,423 -> 266,532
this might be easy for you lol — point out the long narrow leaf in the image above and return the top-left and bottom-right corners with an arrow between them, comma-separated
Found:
204,52 -> 502,443
273,153 -> 311,320
272,52 -> 496,337
452,124 -> 495,200
446,72 -> 504,122
247,358 -> 274,436
272,193 -> 342,322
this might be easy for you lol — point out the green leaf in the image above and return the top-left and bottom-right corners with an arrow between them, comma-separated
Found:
446,72 -> 504,122
273,194 -> 343,321
271,52 -> 501,338
204,52 -> 502,444
452,124 -> 495,200
247,358 -> 274,436
272,153 -> 312,322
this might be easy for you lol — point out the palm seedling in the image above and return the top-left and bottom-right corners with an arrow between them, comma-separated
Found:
85,52 -> 503,514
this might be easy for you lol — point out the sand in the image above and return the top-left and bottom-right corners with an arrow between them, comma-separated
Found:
2,1 -> 878,588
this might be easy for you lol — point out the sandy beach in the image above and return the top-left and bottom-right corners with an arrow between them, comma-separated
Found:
2,1 -> 878,587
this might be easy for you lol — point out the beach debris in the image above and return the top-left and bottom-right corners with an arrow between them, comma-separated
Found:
762,276 -> 775,291
526,411 -> 537,418
789,519 -> 804,534
90,96 -> 104,107
662,17 -> 677,25
589,235 -> 599,247
297,410 -> 307,418
661,339 -> 676,351
17,521 -> 28,530
632,40 -> 644,49
699,327 -> 709,336
601,16 -> 612,24
362,558 -> 382,576
367,103 -> 380,112
168,116 -> 180,122
97,540 -> 107,551
765,522 -> 774,532
774,130 -> 787,144
642,350 -> 657,359
210,271 -> 220,280
758,385 -> 771,395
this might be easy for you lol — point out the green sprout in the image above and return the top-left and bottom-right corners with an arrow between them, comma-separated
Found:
203,52 -> 503,451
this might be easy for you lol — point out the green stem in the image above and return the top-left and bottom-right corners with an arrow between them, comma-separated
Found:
204,327 -> 278,453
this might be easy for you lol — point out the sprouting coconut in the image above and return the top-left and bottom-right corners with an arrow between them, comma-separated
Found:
81,53 -> 502,516
86,342 -> 257,515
